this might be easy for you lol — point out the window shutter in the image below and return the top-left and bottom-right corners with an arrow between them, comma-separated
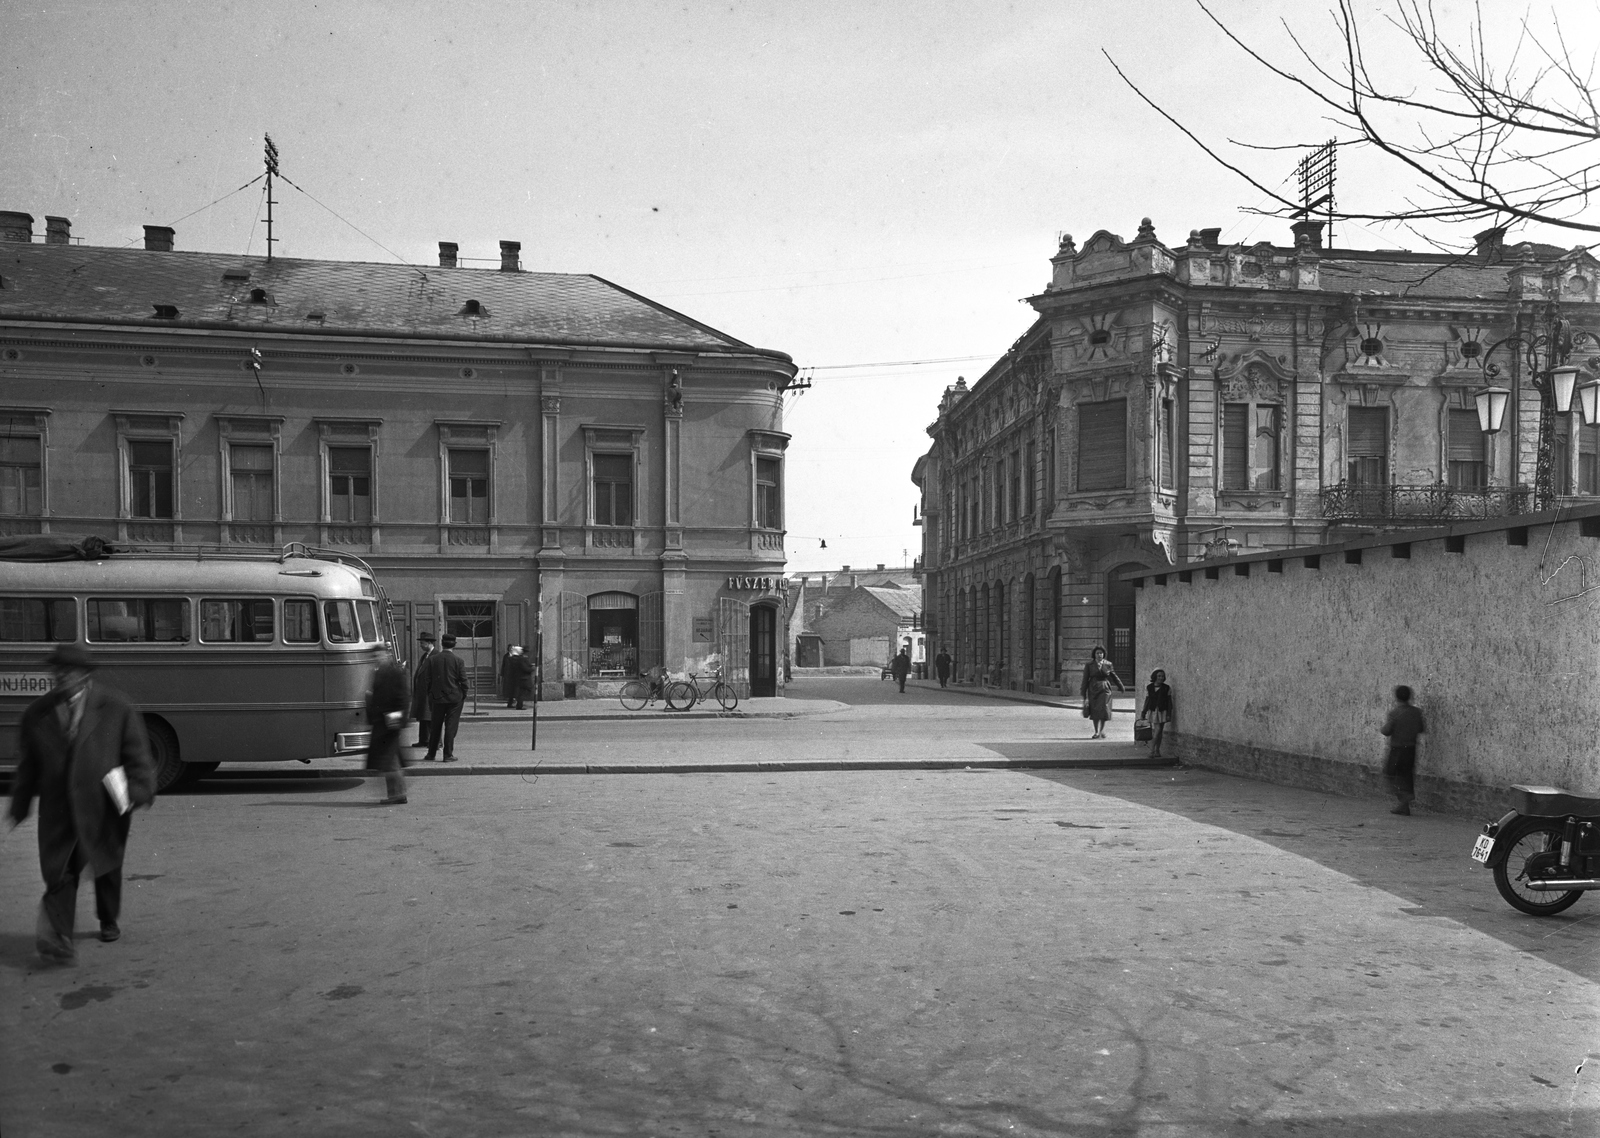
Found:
1447,410 -> 1484,462
1348,407 -> 1387,456
1221,405 -> 1248,490
1077,400 -> 1126,490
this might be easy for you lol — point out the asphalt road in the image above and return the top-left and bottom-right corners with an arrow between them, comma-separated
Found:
1,678 -> 1595,1137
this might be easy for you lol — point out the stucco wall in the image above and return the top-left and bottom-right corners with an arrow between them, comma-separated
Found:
1134,510 -> 1600,815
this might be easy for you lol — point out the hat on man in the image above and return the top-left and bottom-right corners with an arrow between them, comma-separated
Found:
46,643 -> 95,671
441,634 -> 457,648
418,631 -> 435,643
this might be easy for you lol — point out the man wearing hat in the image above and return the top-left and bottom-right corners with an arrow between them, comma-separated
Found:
7,644 -> 156,962
421,633 -> 468,762
410,631 -> 436,748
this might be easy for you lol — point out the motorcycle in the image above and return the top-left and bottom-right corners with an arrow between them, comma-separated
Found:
1472,785 -> 1600,916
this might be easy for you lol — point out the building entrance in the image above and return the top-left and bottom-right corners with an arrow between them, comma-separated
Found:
1106,564 -> 1140,682
749,604 -> 777,697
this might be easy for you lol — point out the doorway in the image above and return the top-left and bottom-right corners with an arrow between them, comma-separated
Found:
749,604 -> 777,697
1105,564 -> 1141,681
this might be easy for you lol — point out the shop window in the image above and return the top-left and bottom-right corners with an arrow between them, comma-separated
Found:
329,447 -> 372,523
0,436 -> 42,516
588,592 -> 638,677
448,448 -> 489,524
1077,399 -> 1127,490
593,453 -> 633,527
1447,409 -> 1487,491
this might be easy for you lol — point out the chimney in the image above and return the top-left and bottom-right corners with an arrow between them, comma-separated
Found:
499,240 -> 521,272
438,242 -> 458,269
1474,227 -> 1507,261
1199,227 -> 1222,249
1290,220 -> 1325,250
850,574 -> 859,588
876,563 -> 885,570
143,225 -> 174,252
0,212 -> 33,242
44,216 -> 71,245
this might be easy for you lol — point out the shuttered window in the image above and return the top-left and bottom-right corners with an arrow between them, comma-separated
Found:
1446,409 -> 1486,490
1159,401 -> 1175,490
1221,405 -> 1249,490
1077,400 -> 1126,491
1347,406 -> 1388,486
1581,424 -> 1599,495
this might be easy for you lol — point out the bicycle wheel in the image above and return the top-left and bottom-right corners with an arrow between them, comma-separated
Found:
619,680 -> 651,711
664,680 -> 699,711
713,682 -> 739,712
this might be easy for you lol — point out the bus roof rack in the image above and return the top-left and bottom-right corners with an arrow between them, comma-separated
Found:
0,535 -> 380,581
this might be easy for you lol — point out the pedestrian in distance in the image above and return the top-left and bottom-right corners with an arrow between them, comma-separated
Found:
890,648 -> 912,694
499,644 -> 520,708
1380,685 -> 1426,816
410,631 -> 436,747
7,644 -> 157,962
935,646 -> 952,689
511,646 -> 535,710
1080,646 -> 1125,740
422,633 -> 468,763
365,655 -> 412,805
1141,669 -> 1174,759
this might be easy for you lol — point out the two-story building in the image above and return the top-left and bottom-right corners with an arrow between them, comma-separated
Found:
0,211 -> 795,697
915,219 -> 1600,692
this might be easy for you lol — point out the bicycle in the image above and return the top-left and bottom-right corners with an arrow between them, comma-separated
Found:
619,670 -> 669,711
664,668 -> 739,712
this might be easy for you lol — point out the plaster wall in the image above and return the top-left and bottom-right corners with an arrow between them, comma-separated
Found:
1135,516 -> 1600,812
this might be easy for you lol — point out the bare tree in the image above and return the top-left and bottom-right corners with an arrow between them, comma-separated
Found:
1105,1 -> 1600,238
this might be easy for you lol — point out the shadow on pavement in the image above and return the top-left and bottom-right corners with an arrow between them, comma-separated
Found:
167,775 -> 366,795
1027,764 -> 1600,985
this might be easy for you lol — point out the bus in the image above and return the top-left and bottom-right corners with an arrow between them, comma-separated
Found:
0,542 -> 394,791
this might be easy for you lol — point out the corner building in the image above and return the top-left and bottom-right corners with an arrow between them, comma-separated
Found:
915,219 -> 1600,693
0,213 -> 794,698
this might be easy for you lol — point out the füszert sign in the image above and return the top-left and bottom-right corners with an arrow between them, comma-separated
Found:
725,576 -> 780,590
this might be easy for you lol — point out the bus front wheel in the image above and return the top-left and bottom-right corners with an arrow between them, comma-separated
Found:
145,718 -> 186,793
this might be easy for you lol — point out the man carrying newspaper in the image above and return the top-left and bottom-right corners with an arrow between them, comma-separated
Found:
7,644 -> 156,962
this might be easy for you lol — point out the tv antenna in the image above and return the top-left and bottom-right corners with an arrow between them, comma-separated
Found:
263,135 -> 281,260
1295,139 -> 1336,249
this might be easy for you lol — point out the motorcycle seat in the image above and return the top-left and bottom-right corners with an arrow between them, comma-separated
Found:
1510,785 -> 1600,817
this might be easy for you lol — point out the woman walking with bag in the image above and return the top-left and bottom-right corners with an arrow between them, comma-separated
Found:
1140,669 -> 1173,759
1079,646 -> 1125,740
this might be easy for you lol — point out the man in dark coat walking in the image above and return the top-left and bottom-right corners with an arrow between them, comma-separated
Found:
934,647 -> 952,689
410,631 -> 435,747
7,644 -> 157,962
365,656 -> 412,805
510,646 -> 535,710
890,648 -> 912,694
499,645 -> 519,708
422,633 -> 468,762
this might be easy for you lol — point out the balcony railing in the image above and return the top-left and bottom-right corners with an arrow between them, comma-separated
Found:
1321,482 -> 1532,523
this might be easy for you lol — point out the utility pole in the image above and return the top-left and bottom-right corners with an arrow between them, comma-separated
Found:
264,135 -> 280,260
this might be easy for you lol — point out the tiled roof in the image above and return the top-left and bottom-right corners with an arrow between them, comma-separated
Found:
861,586 -> 921,619
0,242 -> 781,356
1317,256 -> 1515,300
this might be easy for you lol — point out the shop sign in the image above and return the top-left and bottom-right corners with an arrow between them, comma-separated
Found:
693,617 -> 714,642
726,575 -> 779,590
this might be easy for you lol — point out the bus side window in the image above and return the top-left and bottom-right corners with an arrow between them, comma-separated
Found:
283,599 -> 319,643
87,598 -> 190,643
0,597 -> 77,642
201,599 -> 276,643
355,600 -> 379,643
324,600 -> 359,644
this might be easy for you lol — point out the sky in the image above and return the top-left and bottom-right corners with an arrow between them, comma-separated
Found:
3,0 -> 1593,574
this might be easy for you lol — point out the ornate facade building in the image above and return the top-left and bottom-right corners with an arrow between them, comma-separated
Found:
0,212 -> 794,697
914,219 -> 1600,692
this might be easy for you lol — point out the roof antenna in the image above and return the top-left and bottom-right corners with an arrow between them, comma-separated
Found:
264,135 -> 280,261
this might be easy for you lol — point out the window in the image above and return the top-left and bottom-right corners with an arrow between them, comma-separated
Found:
1159,400 -> 1175,490
200,599 -> 275,643
1222,404 -> 1279,491
283,599 -> 319,643
229,444 -> 274,522
355,600 -> 379,642
1447,409 -> 1487,491
588,592 -> 638,676
1077,399 -> 1127,491
0,437 -> 42,516
329,447 -> 372,524
128,440 -> 174,518
0,598 -> 74,641
1045,429 -> 1056,515
448,448 -> 489,524
1581,423 -> 1600,495
1008,451 -> 1020,522
593,453 -> 633,527
993,457 -> 1006,525
756,456 -> 782,529
87,598 -> 189,643
1024,441 -> 1037,515
969,475 -> 979,535
324,600 -> 359,643
1347,406 -> 1389,486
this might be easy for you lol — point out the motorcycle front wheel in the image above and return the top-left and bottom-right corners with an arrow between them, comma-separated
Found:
1493,820 -> 1586,916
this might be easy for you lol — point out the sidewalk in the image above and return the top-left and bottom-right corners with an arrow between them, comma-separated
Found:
448,694 -> 848,722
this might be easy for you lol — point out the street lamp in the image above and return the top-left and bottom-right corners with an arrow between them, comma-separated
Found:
1580,379 -> 1600,431
1474,385 -> 1510,434
1482,301 -> 1600,510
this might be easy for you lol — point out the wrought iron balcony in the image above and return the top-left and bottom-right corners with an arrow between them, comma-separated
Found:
1320,482 -> 1532,523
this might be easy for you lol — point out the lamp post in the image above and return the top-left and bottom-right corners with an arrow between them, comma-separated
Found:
1482,301 -> 1600,511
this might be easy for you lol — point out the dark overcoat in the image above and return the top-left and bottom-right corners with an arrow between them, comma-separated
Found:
890,652 -> 911,681
410,647 -> 435,722
8,681 -> 157,882
511,654 -> 535,700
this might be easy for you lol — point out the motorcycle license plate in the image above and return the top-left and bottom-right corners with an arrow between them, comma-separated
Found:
1470,834 -> 1496,864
